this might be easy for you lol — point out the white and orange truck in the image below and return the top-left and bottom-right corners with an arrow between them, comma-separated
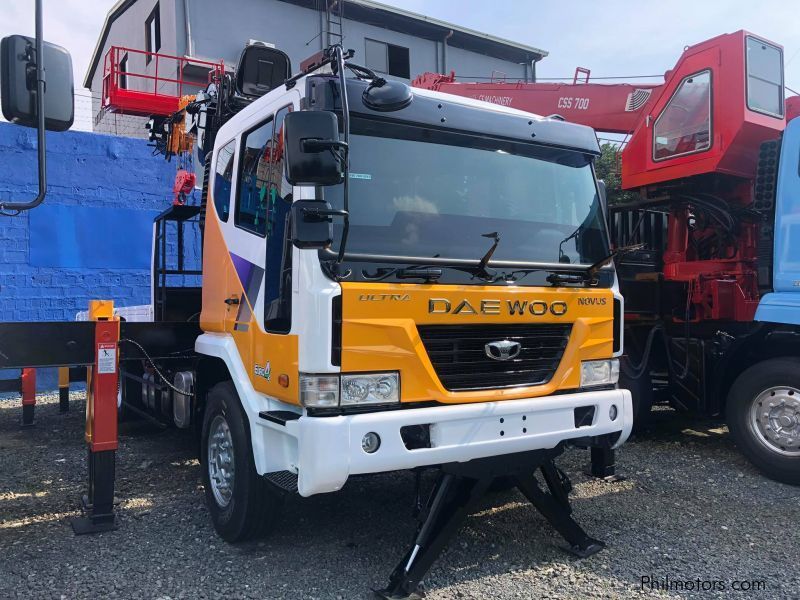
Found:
163,45 -> 632,595
0,24 -> 632,596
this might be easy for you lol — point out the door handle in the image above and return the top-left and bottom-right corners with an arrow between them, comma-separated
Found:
224,296 -> 240,306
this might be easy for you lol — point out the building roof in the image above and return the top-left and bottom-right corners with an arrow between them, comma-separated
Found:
84,0 -> 548,89
281,0 -> 548,63
84,0 -> 135,89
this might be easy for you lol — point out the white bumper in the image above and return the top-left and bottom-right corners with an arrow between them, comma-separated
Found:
294,388 -> 632,496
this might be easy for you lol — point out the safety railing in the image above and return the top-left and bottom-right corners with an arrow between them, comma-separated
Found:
101,46 -> 224,116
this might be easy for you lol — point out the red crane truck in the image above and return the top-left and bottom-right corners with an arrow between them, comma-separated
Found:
415,31 -> 800,484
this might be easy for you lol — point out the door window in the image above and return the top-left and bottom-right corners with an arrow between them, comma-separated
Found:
264,105 -> 293,333
236,118 -> 275,235
213,139 -> 236,222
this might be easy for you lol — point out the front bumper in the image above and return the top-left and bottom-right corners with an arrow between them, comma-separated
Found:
294,388 -> 632,496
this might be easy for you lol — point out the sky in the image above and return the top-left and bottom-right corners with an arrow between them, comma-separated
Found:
0,0 -> 798,131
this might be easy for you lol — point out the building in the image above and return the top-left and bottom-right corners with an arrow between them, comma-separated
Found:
84,0 -> 547,137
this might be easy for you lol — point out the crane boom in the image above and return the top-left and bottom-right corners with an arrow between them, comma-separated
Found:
412,71 -> 662,134
415,31 -> 793,191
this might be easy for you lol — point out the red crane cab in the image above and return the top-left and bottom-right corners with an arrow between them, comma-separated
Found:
622,31 -> 786,190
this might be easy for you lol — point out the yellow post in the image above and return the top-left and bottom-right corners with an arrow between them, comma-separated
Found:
85,300 -> 116,442
88,300 -> 115,321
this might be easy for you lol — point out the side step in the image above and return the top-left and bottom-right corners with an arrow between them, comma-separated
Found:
259,411 -> 300,493
259,410 -> 300,426
264,470 -> 299,494
374,448 -> 604,600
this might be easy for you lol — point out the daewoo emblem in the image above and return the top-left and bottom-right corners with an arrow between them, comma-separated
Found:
428,298 -> 568,316
485,340 -> 522,361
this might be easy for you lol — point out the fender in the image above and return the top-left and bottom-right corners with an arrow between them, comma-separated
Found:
195,332 -> 300,475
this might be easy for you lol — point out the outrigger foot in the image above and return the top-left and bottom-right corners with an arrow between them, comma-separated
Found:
373,587 -> 425,600
585,447 -> 625,482
376,449 -> 606,599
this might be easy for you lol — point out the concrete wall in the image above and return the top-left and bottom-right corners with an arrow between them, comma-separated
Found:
88,0 -> 530,137
92,0 -> 181,137
0,122 -> 186,390
343,17 -> 440,77
0,122 -> 176,323
185,0 -> 321,67
183,0 -> 528,80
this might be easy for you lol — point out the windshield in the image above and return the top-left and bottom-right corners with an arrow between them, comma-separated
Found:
326,118 -> 609,266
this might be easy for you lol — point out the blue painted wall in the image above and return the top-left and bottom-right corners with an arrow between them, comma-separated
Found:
0,122 -> 200,390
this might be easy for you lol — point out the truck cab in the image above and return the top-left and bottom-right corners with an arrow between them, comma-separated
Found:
188,47 -> 632,543
755,117 -> 800,326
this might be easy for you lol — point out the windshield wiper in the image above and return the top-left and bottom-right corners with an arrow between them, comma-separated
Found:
397,267 -> 442,281
547,243 -> 645,286
362,265 -> 443,282
557,226 -> 581,264
362,261 -> 500,283
475,232 -> 501,279
586,243 -> 645,279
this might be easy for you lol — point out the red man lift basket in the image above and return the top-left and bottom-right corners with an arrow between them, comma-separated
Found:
101,46 -> 224,117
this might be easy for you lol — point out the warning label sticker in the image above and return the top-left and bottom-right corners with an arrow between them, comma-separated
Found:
97,343 -> 117,374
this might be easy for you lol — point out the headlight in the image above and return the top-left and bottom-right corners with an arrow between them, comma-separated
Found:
580,359 -> 620,387
341,372 -> 399,406
299,374 -> 339,408
299,372 -> 400,408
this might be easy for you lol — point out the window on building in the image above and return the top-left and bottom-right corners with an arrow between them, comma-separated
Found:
236,117 -> 275,236
365,39 -> 410,79
653,70 -> 712,161
118,53 -> 128,89
145,3 -> 161,63
746,36 -> 784,118
213,139 -> 236,222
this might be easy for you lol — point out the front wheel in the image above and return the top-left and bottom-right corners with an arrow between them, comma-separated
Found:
201,381 -> 283,541
726,358 -> 800,485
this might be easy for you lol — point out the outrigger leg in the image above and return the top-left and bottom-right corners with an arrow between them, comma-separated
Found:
515,461 -> 604,558
586,446 -> 624,482
375,449 -> 604,600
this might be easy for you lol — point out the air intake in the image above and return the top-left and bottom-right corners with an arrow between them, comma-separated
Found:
625,89 -> 652,112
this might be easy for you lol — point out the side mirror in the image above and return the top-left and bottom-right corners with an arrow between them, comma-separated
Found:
291,200 -> 335,249
283,111 -> 345,186
1,35 -> 74,131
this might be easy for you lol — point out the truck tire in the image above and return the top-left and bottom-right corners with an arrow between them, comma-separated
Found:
726,358 -> 800,485
201,381 -> 282,541
618,365 -> 653,433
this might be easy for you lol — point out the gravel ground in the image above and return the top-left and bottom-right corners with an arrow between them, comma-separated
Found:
1,392 -> 798,599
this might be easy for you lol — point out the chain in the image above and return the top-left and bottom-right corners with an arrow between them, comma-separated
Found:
119,338 -> 190,396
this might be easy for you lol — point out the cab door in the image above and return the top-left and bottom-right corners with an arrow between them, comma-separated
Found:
199,137 -> 238,333
222,98 -> 299,398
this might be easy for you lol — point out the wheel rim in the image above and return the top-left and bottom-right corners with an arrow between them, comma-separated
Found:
748,386 -> 800,457
208,415 -> 236,507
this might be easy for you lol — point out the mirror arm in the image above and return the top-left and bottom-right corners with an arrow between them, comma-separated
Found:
333,45 -> 351,267
301,207 -> 349,222
301,139 -> 348,153
1,0 -> 47,213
